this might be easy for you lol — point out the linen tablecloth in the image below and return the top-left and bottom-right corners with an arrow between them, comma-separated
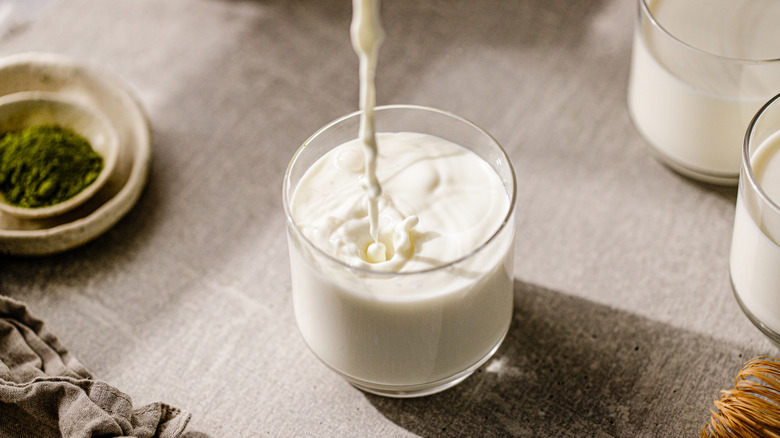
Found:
1,0 -> 777,436
0,296 -> 190,437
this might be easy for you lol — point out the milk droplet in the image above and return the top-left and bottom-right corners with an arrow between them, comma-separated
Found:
366,241 -> 387,263
335,148 -> 364,173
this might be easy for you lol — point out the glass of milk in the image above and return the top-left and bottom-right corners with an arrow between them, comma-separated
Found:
283,105 -> 517,397
627,0 -> 780,186
730,93 -> 780,346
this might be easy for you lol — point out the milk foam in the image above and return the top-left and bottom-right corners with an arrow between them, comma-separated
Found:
290,131 -> 509,273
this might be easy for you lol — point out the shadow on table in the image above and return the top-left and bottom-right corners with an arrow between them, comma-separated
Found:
366,279 -> 767,437
180,432 -> 212,438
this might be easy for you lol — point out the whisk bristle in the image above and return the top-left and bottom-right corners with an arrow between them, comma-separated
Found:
702,356 -> 780,438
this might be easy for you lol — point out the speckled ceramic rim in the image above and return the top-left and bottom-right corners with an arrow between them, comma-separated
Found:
282,104 -> 517,277
0,52 -> 151,256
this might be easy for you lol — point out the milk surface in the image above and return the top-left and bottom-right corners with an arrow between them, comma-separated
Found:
288,132 -> 514,387
731,132 -> 780,335
627,0 -> 780,182
291,132 -> 509,272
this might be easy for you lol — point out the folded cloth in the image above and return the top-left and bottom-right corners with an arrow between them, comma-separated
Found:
0,295 -> 191,438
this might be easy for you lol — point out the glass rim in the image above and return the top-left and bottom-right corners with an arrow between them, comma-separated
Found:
639,0 -> 780,64
282,104 -> 518,278
743,92 -> 780,216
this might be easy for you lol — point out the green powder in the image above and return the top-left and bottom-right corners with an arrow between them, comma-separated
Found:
0,125 -> 104,208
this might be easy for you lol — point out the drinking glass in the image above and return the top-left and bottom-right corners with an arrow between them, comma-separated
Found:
282,105 -> 517,397
730,93 -> 780,346
627,0 -> 780,185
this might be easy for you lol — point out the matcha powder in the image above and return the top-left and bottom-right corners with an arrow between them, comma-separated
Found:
0,125 -> 104,208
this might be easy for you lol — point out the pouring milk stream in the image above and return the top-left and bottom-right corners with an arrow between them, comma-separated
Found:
351,0 -> 387,262
285,0 -> 515,395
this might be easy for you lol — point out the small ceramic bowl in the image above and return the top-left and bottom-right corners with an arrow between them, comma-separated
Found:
0,91 -> 119,219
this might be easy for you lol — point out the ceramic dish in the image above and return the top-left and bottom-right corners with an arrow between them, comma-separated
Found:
0,91 -> 120,219
0,52 -> 151,256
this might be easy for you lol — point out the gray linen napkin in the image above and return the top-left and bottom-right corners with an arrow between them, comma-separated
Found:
0,295 -> 191,438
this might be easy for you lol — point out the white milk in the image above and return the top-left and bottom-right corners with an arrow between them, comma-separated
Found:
289,132 -> 514,387
291,133 -> 510,271
627,0 -> 780,183
731,132 -> 780,335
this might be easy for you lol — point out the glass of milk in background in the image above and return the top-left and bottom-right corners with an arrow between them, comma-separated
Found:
730,93 -> 780,346
283,105 -> 517,397
627,0 -> 780,186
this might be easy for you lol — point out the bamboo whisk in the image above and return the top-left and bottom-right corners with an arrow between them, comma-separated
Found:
702,356 -> 780,438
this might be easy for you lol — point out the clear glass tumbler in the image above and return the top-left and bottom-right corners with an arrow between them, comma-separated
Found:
283,105 -> 517,397
627,0 -> 780,186
730,93 -> 780,346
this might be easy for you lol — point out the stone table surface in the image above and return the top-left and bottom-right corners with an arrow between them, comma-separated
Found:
1,0 -> 776,436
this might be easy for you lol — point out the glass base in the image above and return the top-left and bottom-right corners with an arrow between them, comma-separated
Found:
731,276 -> 780,348
648,145 -> 739,186
331,330 -> 508,398
656,156 -> 738,186
627,111 -> 739,186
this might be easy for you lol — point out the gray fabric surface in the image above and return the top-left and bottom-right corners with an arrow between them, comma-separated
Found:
0,0 -> 779,436
0,295 -> 190,438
